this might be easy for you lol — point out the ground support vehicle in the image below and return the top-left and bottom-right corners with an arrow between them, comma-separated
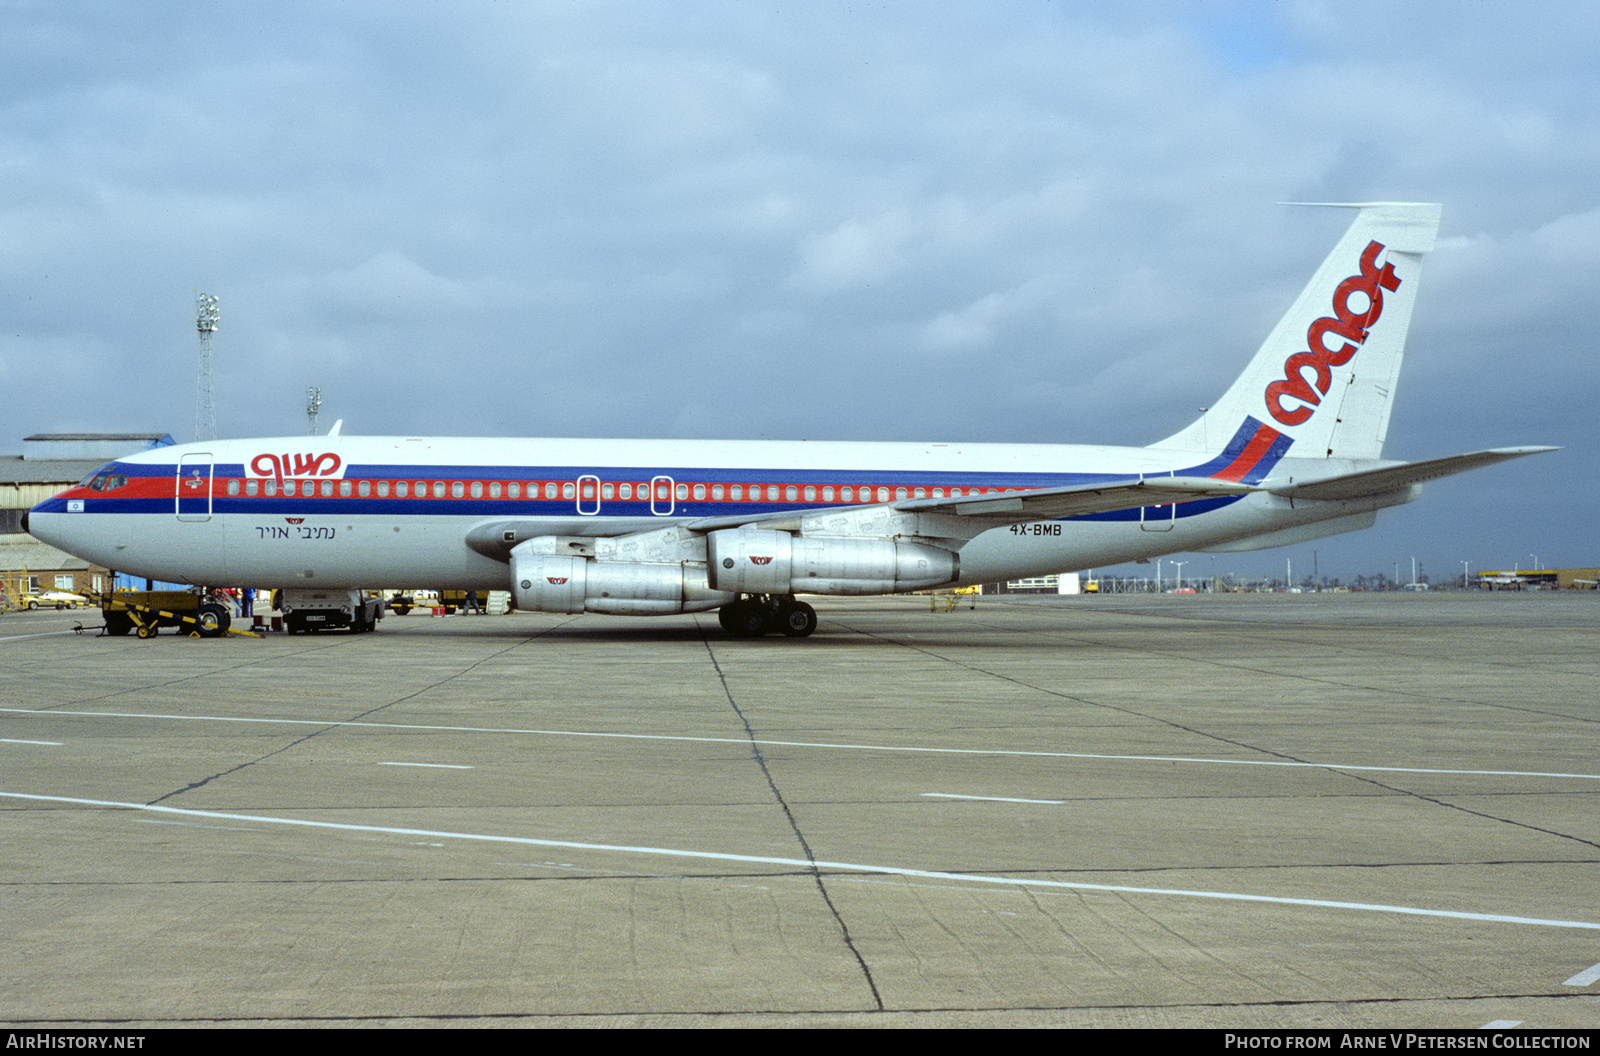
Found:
100,590 -> 246,639
387,589 -> 485,615
22,590 -> 91,610
278,588 -> 383,634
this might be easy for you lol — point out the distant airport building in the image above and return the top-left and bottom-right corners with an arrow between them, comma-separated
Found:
1476,568 -> 1598,590
1,433 -> 174,601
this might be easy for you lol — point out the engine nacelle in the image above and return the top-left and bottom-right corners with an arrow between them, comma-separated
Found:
705,529 -> 958,596
511,543 -> 732,616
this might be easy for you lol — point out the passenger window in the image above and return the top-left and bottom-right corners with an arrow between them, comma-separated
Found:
358,480 -> 371,497
378,481 -> 390,497
840,487 -> 852,501
489,482 -> 501,499
785,486 -> 797,501
712,485 -> 723,500
693,484 -> 705,500
470,481 -> 483,498
877,487 -> 890,502
452,481 -> 465,498
619,483 -> 632,500
226,480 -> 241,496
822,487 -> 834,502
507,482 -> 520,499
602,483 -> 614,499
245,480 -> 260,496
265,480 -> 279,497
804,486 -> 816,501
676,484 -> 688,500
563,482 -> 575,499
767,485 -> 779,501
395,481 -> 408,498
339,480 -> 353,497
322,480 -> 335,497
730,485 -> 743,501
896,488 -> 907,500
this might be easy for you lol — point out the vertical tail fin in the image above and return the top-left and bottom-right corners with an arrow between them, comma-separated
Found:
1153,203 -> 1442,461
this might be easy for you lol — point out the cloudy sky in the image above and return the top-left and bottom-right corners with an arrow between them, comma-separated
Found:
4,0 -> 1594,583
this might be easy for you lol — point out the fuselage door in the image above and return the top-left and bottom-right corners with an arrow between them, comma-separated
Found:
1139,466 -> 1175,532
576,474 -> 601,516
177,452 -> 214,522
650,475 -> 675,516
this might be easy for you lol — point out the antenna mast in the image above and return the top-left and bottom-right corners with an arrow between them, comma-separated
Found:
194,292 -> 219,441
306,385 -> 322,436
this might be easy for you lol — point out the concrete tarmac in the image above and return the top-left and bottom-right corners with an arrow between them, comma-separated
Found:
1,592 -> 1597,1028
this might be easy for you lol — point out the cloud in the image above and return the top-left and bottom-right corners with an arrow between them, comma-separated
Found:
3,0 -> 1595,573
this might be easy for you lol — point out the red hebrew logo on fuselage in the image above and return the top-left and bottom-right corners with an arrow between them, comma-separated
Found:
284,517 -> 304,525
249,452 -> 343,483
1265,240 -> 1401,427
547,577 -> 569,585
749,556 -> 773,565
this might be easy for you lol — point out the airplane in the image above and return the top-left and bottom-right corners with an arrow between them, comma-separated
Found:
24,202 -> 1555,638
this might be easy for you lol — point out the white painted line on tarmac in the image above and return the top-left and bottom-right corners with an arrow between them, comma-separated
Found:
923,792 -> 1065,804
377,761 -> 473,769
1,738 -> 62,745
1562,961 -> 1600,986
7,789 -> 1600,934
5,708 -> 1597,783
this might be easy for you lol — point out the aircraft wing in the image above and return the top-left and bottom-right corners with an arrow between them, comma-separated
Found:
681,475 -> 1259,536
1265,447 -> 1558,501
891,476 -> 1259,518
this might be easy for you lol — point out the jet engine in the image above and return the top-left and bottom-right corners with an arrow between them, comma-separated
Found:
705,529 -> 958,595
511,549 -> 733,615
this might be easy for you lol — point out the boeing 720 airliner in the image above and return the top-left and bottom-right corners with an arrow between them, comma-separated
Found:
25,203 -> 1554,637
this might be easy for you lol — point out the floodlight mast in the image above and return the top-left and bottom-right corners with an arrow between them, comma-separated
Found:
306,385 -> 322,436
194,292 -> 220,442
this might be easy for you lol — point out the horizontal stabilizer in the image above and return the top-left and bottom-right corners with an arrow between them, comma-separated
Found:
1267,447 -> 1558,501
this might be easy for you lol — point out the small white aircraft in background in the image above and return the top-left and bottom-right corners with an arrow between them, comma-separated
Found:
26,203 -> 1553,637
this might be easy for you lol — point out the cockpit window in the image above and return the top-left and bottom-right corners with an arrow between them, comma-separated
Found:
78,472 -> 129,492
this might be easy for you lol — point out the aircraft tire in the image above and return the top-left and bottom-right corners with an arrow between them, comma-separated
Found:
195,603 -> 231,639
776,601 -> 817,638
104,612 -> 134,636
725,600 -> 770,637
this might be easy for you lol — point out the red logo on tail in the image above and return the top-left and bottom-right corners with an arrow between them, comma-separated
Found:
1265,240 -> 1400,427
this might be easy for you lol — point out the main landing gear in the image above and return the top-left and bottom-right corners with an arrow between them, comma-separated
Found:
717,596 -> 817,638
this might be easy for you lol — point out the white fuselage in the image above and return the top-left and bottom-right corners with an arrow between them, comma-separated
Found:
27,433 -> 1405,593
